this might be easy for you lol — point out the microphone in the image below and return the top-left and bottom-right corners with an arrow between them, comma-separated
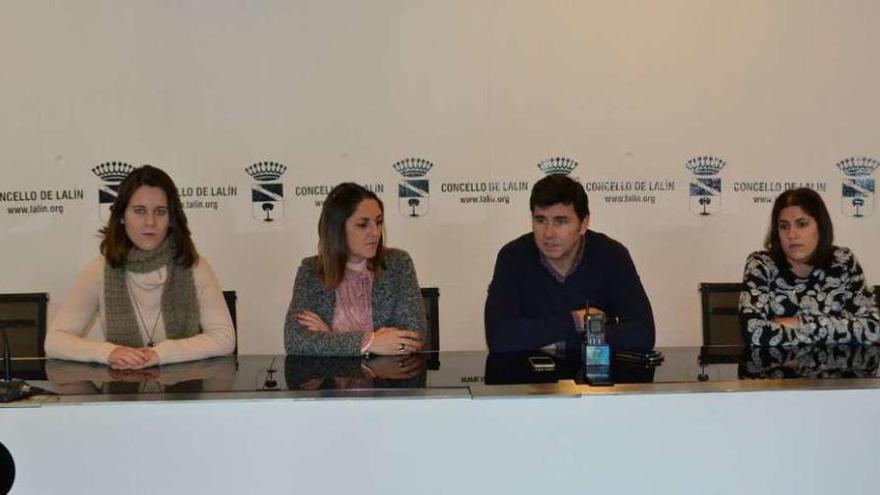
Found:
260,357 -> 278,390
0,324 -> 39,403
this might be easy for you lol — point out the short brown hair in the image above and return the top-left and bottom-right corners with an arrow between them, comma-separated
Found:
530,174 -> 589,220
317,183 -> 385,289
100,165 -> 198,268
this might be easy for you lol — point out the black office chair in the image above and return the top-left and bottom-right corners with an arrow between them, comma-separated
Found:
0,293 -> 49,358
222,290 -> 238,355
698,283 -> 745,347
420,287 -> 440,369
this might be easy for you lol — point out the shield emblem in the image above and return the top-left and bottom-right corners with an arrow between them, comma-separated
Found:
252,183 -> 284,222
98,181 -> 121,221
398,179 -> 429,217
842,178 -> 874,218
689,178 -> 721,216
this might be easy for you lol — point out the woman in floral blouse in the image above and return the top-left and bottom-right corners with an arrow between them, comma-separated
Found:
739,188 -> 880,346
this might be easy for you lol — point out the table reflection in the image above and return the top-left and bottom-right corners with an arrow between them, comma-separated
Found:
484,351 -> 657,385
284,354 -> 428,390
739,345 -> 880,379
44,357 -> 237,394
25,345 -> 880,399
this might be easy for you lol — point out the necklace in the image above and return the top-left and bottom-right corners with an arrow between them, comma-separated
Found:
126,278 -> 162,347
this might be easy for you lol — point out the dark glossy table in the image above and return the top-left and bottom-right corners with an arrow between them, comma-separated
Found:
2,346 -> 879,494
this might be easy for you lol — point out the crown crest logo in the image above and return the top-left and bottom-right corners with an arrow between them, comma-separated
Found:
836,157 -> 879,177
246,161 -> 287,181
537,157 -> 578,176
686,156 -> 726,176
393,158 -> 433,178
92,161 -> 134,182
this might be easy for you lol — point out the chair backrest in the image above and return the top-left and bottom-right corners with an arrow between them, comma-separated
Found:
0,293 -> 49,358
419,287 -> 439,352
698,283 -> 745,347
420,287 -> 440,370
222,290 -> 238,355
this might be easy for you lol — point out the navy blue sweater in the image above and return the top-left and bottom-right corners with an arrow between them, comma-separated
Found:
484,231 -> 655,352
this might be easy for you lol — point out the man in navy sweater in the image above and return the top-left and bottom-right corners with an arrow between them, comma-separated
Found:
484,174 -> 655,353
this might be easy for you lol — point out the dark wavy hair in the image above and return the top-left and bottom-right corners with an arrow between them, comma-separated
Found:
529,174 -> 590,220
317,183 -> 385,289
764,187 -> 834,269
100,165 -> 198,268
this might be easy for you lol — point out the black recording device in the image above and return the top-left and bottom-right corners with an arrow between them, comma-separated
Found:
583,307 -> 612,386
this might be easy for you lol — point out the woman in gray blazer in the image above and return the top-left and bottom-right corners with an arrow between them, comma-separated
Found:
284,183 -> 427,356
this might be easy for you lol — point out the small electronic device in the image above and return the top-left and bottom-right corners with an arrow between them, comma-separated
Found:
528,356 -> 556,371
583,306 -> 613,386
584,345 -> 613,386
614,350 -> 665,366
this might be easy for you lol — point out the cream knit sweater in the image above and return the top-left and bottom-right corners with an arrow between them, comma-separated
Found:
46,255 -> 235,365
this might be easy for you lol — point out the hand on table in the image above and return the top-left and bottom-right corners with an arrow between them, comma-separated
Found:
368,327 -> 423,355
108,347 -> 160,370
573,307 -> 607,331
363,355 -> 425,380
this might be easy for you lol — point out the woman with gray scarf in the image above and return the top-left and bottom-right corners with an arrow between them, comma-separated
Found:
45,165 -> 235,369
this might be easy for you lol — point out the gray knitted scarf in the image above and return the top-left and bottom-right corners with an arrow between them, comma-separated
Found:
104,238 -> 199,347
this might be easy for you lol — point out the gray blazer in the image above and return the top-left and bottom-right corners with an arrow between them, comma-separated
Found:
284,248 -> 427,356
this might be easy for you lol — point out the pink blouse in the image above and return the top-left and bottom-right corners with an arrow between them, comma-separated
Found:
331,259 -> 375,352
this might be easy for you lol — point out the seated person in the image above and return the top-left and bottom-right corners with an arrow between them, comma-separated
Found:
484,174 -> 655,353
739,187 -> 880,346
45,165 -> 235,369
284,182 -> 426,356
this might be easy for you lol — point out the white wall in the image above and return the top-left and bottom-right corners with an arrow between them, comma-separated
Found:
1,0 -> 878,353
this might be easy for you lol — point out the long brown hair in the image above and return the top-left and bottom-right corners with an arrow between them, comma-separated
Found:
317,183 -> 385,289
100,165 -> 198,268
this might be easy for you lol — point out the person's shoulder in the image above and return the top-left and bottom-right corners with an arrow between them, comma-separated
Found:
498,233 -> 536,259
586,230 -> 629,257
188,256 -> 225,288
191,254 -> 211,271
295,256 -> 324,286
75,255 -> 107,280
830,246 -> 856,267
190,254 -> 222,276
743,250 -> 775,269
742,251 -> 777,278
84,254 -> 106,271
299,255 -> 320,271
380,249 -> 417,282
745,250 -> 773,264
383,247 -> 413,265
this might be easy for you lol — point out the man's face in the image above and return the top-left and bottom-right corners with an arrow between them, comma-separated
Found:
532,203 -> 589,264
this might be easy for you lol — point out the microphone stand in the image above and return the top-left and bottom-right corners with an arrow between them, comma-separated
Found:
0,324 -> 37,403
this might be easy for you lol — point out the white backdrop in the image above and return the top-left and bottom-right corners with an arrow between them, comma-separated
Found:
1,0 -> 878,353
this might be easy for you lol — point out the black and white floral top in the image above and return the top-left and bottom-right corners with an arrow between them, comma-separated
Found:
739,247 -> 880,346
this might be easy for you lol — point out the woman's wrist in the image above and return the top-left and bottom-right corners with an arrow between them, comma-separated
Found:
360,331 -> 375,355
